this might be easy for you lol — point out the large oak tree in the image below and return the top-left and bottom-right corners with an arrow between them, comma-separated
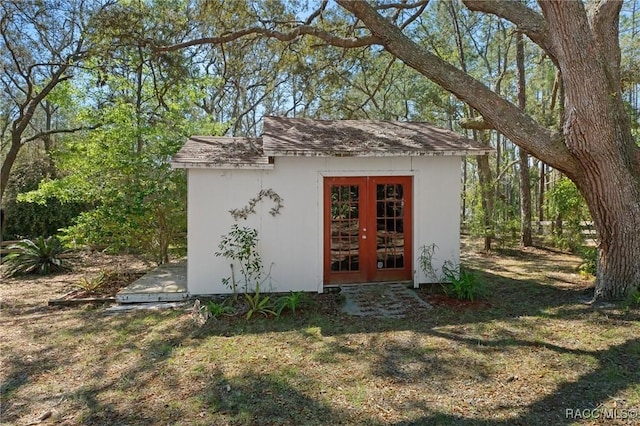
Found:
160,0 -> 639,301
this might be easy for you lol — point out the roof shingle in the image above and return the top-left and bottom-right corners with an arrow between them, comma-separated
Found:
171,117 -> 493,169
262,116 -> 493,157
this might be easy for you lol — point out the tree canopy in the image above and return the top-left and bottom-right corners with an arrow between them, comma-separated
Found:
1,0 -> 638,300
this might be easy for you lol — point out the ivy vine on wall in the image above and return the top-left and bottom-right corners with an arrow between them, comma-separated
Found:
229,189 -> 284,220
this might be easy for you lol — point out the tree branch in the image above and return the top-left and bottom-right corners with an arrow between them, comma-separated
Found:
587,0 -> 623,89
400,1 -> 430,30
375,1 -> 431,11
21,124 -> 101,145
156,25 -> 380,52
462,0 -> 554,60
459,117 -> 494,130
335,0 -> 579,177
305,0 -> 328,25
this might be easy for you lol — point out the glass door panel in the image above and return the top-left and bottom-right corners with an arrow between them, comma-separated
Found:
370,177 -> 412,282
330,184 -> 360,272
324,176 -> 412,285
375,183 -> 405,269
324,177 -> 367,284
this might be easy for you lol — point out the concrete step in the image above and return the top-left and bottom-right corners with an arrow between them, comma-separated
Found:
116,262 -> 189,304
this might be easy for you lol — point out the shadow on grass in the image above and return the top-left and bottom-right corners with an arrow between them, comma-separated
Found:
189,268 -> 603,341
4,244 -> 638,425
395,337 -> 640,425
199,372 -> 351,425
0,308 -> 192,424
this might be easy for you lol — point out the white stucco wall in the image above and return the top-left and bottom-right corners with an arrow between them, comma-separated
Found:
186,156 -> 462,295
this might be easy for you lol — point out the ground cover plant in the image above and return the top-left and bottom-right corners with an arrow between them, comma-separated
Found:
2,236 -> 70,277
1,239 -> 639,425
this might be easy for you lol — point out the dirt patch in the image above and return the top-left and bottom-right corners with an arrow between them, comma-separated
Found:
425,293 -> 492,310
63,269 -> 147,300
1,252 -> 152,310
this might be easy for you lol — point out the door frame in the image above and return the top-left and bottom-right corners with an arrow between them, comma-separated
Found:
323,176 -> 413,285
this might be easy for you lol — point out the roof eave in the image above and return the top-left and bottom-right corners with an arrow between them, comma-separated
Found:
171,161 -> 275,170
263,149 -> 494,157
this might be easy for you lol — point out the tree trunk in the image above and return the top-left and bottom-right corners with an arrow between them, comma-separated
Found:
516,32 -> 533,247
541,1 -> 640,300
475,131 -> 494,251
448,0 -> 494,250
577,167 -> 640,300
0,137 -> 21,206
519,148 -> 533,246
537,162 -> 545,234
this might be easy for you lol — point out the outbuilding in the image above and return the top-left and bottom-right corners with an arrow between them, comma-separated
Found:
171,116 -> 491,295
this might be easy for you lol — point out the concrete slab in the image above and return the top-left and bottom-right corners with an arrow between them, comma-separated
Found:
340,283 -> 432,318
116,262 -> 189,303
105,301 -> 190,313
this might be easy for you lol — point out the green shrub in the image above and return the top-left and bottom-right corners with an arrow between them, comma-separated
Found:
3,236 -> 70,277
441,261 -> 486,301
275,291 -> 311,317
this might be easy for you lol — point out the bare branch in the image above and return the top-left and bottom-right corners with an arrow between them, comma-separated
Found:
375,1 -> 431,11
0,16 -> 28,80
462,0 -> 554,60
156,25 -> 380,52
357,57 -> 396,112
400,1 -> 430,30
21,123 -> 101,145
305,0 -> 329,25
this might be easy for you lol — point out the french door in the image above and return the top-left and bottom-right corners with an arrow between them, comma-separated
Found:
323,176 -> 412,285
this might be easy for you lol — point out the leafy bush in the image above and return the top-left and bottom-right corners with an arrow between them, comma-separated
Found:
3,157 -> 87,240
3,236 -> 70,277
441,261 -> 486,301
627,290 -> 640,307
547,177 -> 591,252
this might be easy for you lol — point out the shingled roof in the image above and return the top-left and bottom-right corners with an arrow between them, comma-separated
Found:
262,116 -> 493,157
171,117 -> 492,169
171,137 -> 272,169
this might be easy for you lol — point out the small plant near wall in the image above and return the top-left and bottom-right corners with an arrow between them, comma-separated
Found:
215,224 -> 263,300
417,243 -> 487,301
209,189 -> 302,321
205,299 -> 235,319
441,261 -> 486,301
244,284 -> 276,320
418,243 -> 440,283
275,291 -> 312,317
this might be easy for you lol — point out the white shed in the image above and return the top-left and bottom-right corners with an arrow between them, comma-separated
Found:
171,116 -> 491,295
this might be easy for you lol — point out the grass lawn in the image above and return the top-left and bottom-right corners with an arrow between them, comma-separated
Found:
1,241 -> 639,425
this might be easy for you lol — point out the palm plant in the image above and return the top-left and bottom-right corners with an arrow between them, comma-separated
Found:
3,236 -> 70,277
